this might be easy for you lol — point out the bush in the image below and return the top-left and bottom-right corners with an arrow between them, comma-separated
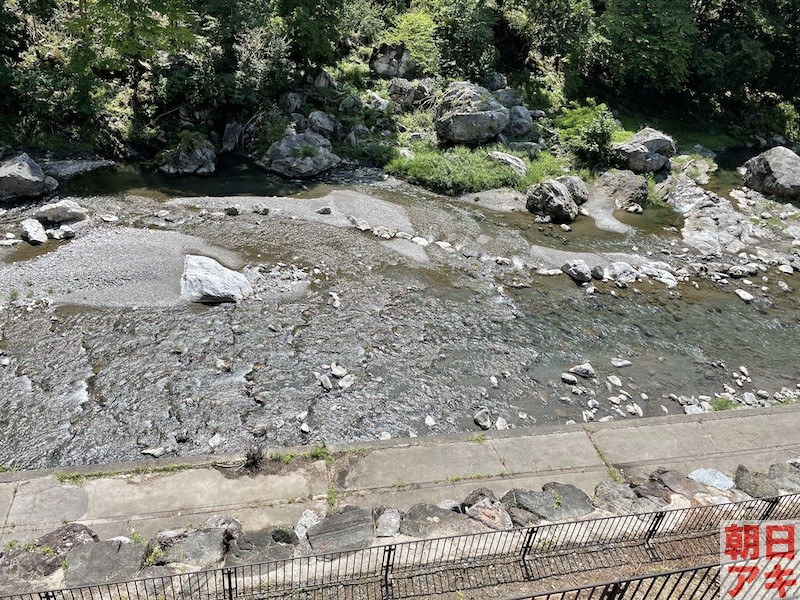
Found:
761,101 -> 800,143
362,142 -> 399,166
382,10 -> 439,76
555,99 -> 619,165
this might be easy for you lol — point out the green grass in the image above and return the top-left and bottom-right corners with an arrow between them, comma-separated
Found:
616,113 -> 745,152
386,143 -> 568,195
468,433 -> 487,444
54,463 -> 195,487
711,397 -> 737,411
326,486 -> 337,508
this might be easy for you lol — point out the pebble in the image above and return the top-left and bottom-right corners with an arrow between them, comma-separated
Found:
338,374 -> 356,389
316,206 -> 332,215
490,376 -> 498,388
611,358 -> 632,368
319,374 -> 333,391
208,433 -> 223,449
607,375 -> 623,387
495,417 -> 509,430
778,281 -> 792,292
411,237 -> 429,247
424,415 -> 436,428
734,289 -> 755,303
379,432 -> 392,440
778,264 -> 794,274
561,372 -> 579,385
296,411 -> 308,422
608,396 -> 621,405
0,358 -> 9,367
224,206 -> 240,216
98,214 -> 119,223
569,362 -> 596,379
300,423 -> 311,434
330,363 -> 348,378
141,447 -> 166,458
328,292 -> 341,308
474,408 -> 492,430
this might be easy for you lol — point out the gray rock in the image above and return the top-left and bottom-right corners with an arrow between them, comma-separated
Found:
508,507 -> 540,527
466,498 -> 513,530
0,153 -> 56,199
306,507 -> 374,553
474,407 -> 492,430
526,180 -> 579,223
613,141 -> 669,173
606,262 -> 639,286
435,82 -> 510,144
735,465 -> 778,498
556,176 -> 590,205
308,111 -> 336,137
371,43 -> 415,78
767,462 -> 800,493
34,199 -> 89,223
484,72 -> 508,91
65,540 -> 147,587
743,146 -> 800,199
735,289 -> 755,303
488,151 -> 526,177
493,88 -> 523,108
593,481 -> 636,514
221,122 -> 243,153
650,469 -> 705,497
630,128 -> 676,157
595,170 -> 648,209
263,130 -> 341,179
561,259 -> 592,283
158,141 -> 216,176
279,92 -> 302,114
569,362 -> 596,379
374,507 -> 402,538
504,106 -> 533,137
503,483 -> 593,521
400,504 -> 479,537
40,159 -> 114,180
160,528 -> 226,567
224,530 -> 296,566
180,255 -> 253,304
388,78 -> 415,111
689,468 -> 735,491
294,510 -> 321,539
20,218 -> 48,245
461,487 -> 497,509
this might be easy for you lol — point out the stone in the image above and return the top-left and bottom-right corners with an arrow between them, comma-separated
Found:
606,262 -> 639,286
46,224 -> 76,240
221,122 -> 243,153
474,407 -> 492,430
65,540 -> 147,587
612,358 -> 632,368
735,289 -> 755,303
561,372 -> 579,385
294,510 -> 321,540
338,374 -> 356,389
0,153 -> 56,199
180,255 -> 253,304
308,111 -> 337,137
306,507 -> 374,553
629,128 -> 677,157
743,146 -> 800,200
595,169 -> 648,209
593,481 -> 636,514
400,504 -> 479,538
487,151 -> 526,176
435,82 -> 510,144
466,498 -> 513,530
370,43 -> 415,79
158,140 -> 216,176
561,259 -> 592,283
493,88 -> 523,108
569,362 -> 596,379
767,462 -> 800,493
262,130 -> 341,179
556,176 -> 590,205
34,199 -> 89,223
508,507 -> 540,527
374,507 -> 402,538
40,159 -> 114,180
20,218 -> 48,245
388,78 -> 415,111
504,105 -> 533,137
735,465 -> 778,498
526,180 -> 579,223
503,483 -> 593,521
689,468 -> 735,491
650,468 -> 705,497
160,528 -> 226,567
484,72 -> 508,91
461,487 -> 497,509
224,530 -> 296,566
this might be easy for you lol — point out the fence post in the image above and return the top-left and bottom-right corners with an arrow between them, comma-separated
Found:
222,566 -> 236,600
644,512 -> 665,559
381,544 -> 396,600
602,581 -> 629,599
521,526 -> 538,558
38,593 -> 58,600
761,497 -> 780,521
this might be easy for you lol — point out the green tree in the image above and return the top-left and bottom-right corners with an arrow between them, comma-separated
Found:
275,0 -> 342,69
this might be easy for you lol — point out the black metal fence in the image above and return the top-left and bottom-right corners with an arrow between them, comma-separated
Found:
4,493 -> 800,600
504,563 -> 722,599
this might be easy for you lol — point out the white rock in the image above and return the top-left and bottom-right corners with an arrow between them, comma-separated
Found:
20,218 -> 47,245
411,236 -> 429,247
141,447 -> 166,458
34,199 -> 88,223
338,374 -> 356,389
734,289 -> 755,303
611,358 -> 632,368
424,415 -> 436,428
330,363 -> 348,378
208,433 -> 223,449
180,255 -> 253,303
495,417 -> 509,430
607,375 -> 623,387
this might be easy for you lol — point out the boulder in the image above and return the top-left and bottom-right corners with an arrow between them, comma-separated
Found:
34,199 -> 89,223
370,43 -> 416,79
65,539 -> 147,587
412,78 -> 435,106
612,129 -> 674,174
742,146 -> 800,199
160,528 -> 227,568
650,468 -> 705,497
180,255 -> 253,304
306,507 -> 374,553
374,507 -> 402,538
224,530 -> 296,566
221,122 -> 243,153
593,481 -> 636,514
525,180 -> 579,223
400,504 -> 484,537
484,72 -> 508,91
158,138 -> 216,176
0,153 -> 57,199
768,462 -> 800,493
504,106 -> 533,137
556,176 -> 590,205
734,465 -> 778,499
388,78 -> 415,112
279,92 -> 302,114
688,468 -> 735,491
20,218 -> 48,245
561,259 -> 592,283
40,159 -> 114,180
262,130 -> 341,179
308,111 -> 336,137
503,483 -> 593,521
461,488 -> 497,510
435,82 -> 510,145
595,170 -> 648,209
487,151 -> 526,177
466,498 -> 513,530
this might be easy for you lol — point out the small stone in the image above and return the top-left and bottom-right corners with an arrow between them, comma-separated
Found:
253,205 -> 270,216
569,362 -> 596,379
208,433 -> 223,449
379,432 -> 392,441
0,358 -> 10,367
319,374 -> 333,391
338,374 -> 356,389
561,372 -> 579,385
141,447 -> 166,458
607,375 -> 623,387
317,206 -> 332,215
739,366 -> 750,377
99,214 -> 119,223
474,407 -> 492,430
411,237 -> 429,247
495,417 -> 509,431
424,415 -> 436,428
735,289 -> 755,303
330,363 -> 348,378
224,206 -> 240,216
490,375 -> 499,388
612,358 -> 633,368
300,423 -> 311,434
560,224 -> 572,232
296,411 -> 308,422
215,358 -> 231,372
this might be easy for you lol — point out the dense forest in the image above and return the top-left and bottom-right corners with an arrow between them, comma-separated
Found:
0,0 -> 798,162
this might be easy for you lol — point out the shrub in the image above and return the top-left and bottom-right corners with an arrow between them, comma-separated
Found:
555,99 -> 619,165
761,101 -> 800,142
382,10 -> 439,76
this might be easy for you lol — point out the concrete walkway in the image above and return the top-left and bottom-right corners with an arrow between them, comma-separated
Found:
2,406 -> 800,544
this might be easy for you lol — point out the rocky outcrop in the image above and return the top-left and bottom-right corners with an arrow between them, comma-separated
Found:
40,159 -> 114,180
556,175 -> 590,205
388,78 -> 415,112
435,82 -> 510,144
262,130 -> 341,179
65,540 -> 147,587
158,140 -> 216,176
595,169 -> 648,209
0,153 -> 58,200
504,105 -> 533,137
742,146 -> 800,200
525,179 -> 579,223
370,43 -> 415,78
612,128 -> 676,174
180,255 -> 253,304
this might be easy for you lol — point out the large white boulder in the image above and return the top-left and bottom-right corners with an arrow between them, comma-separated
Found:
180,255 -> 252,304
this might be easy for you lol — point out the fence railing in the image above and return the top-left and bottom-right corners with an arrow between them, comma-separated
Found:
503,563 -> 722,600
3,492 -> 799,600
